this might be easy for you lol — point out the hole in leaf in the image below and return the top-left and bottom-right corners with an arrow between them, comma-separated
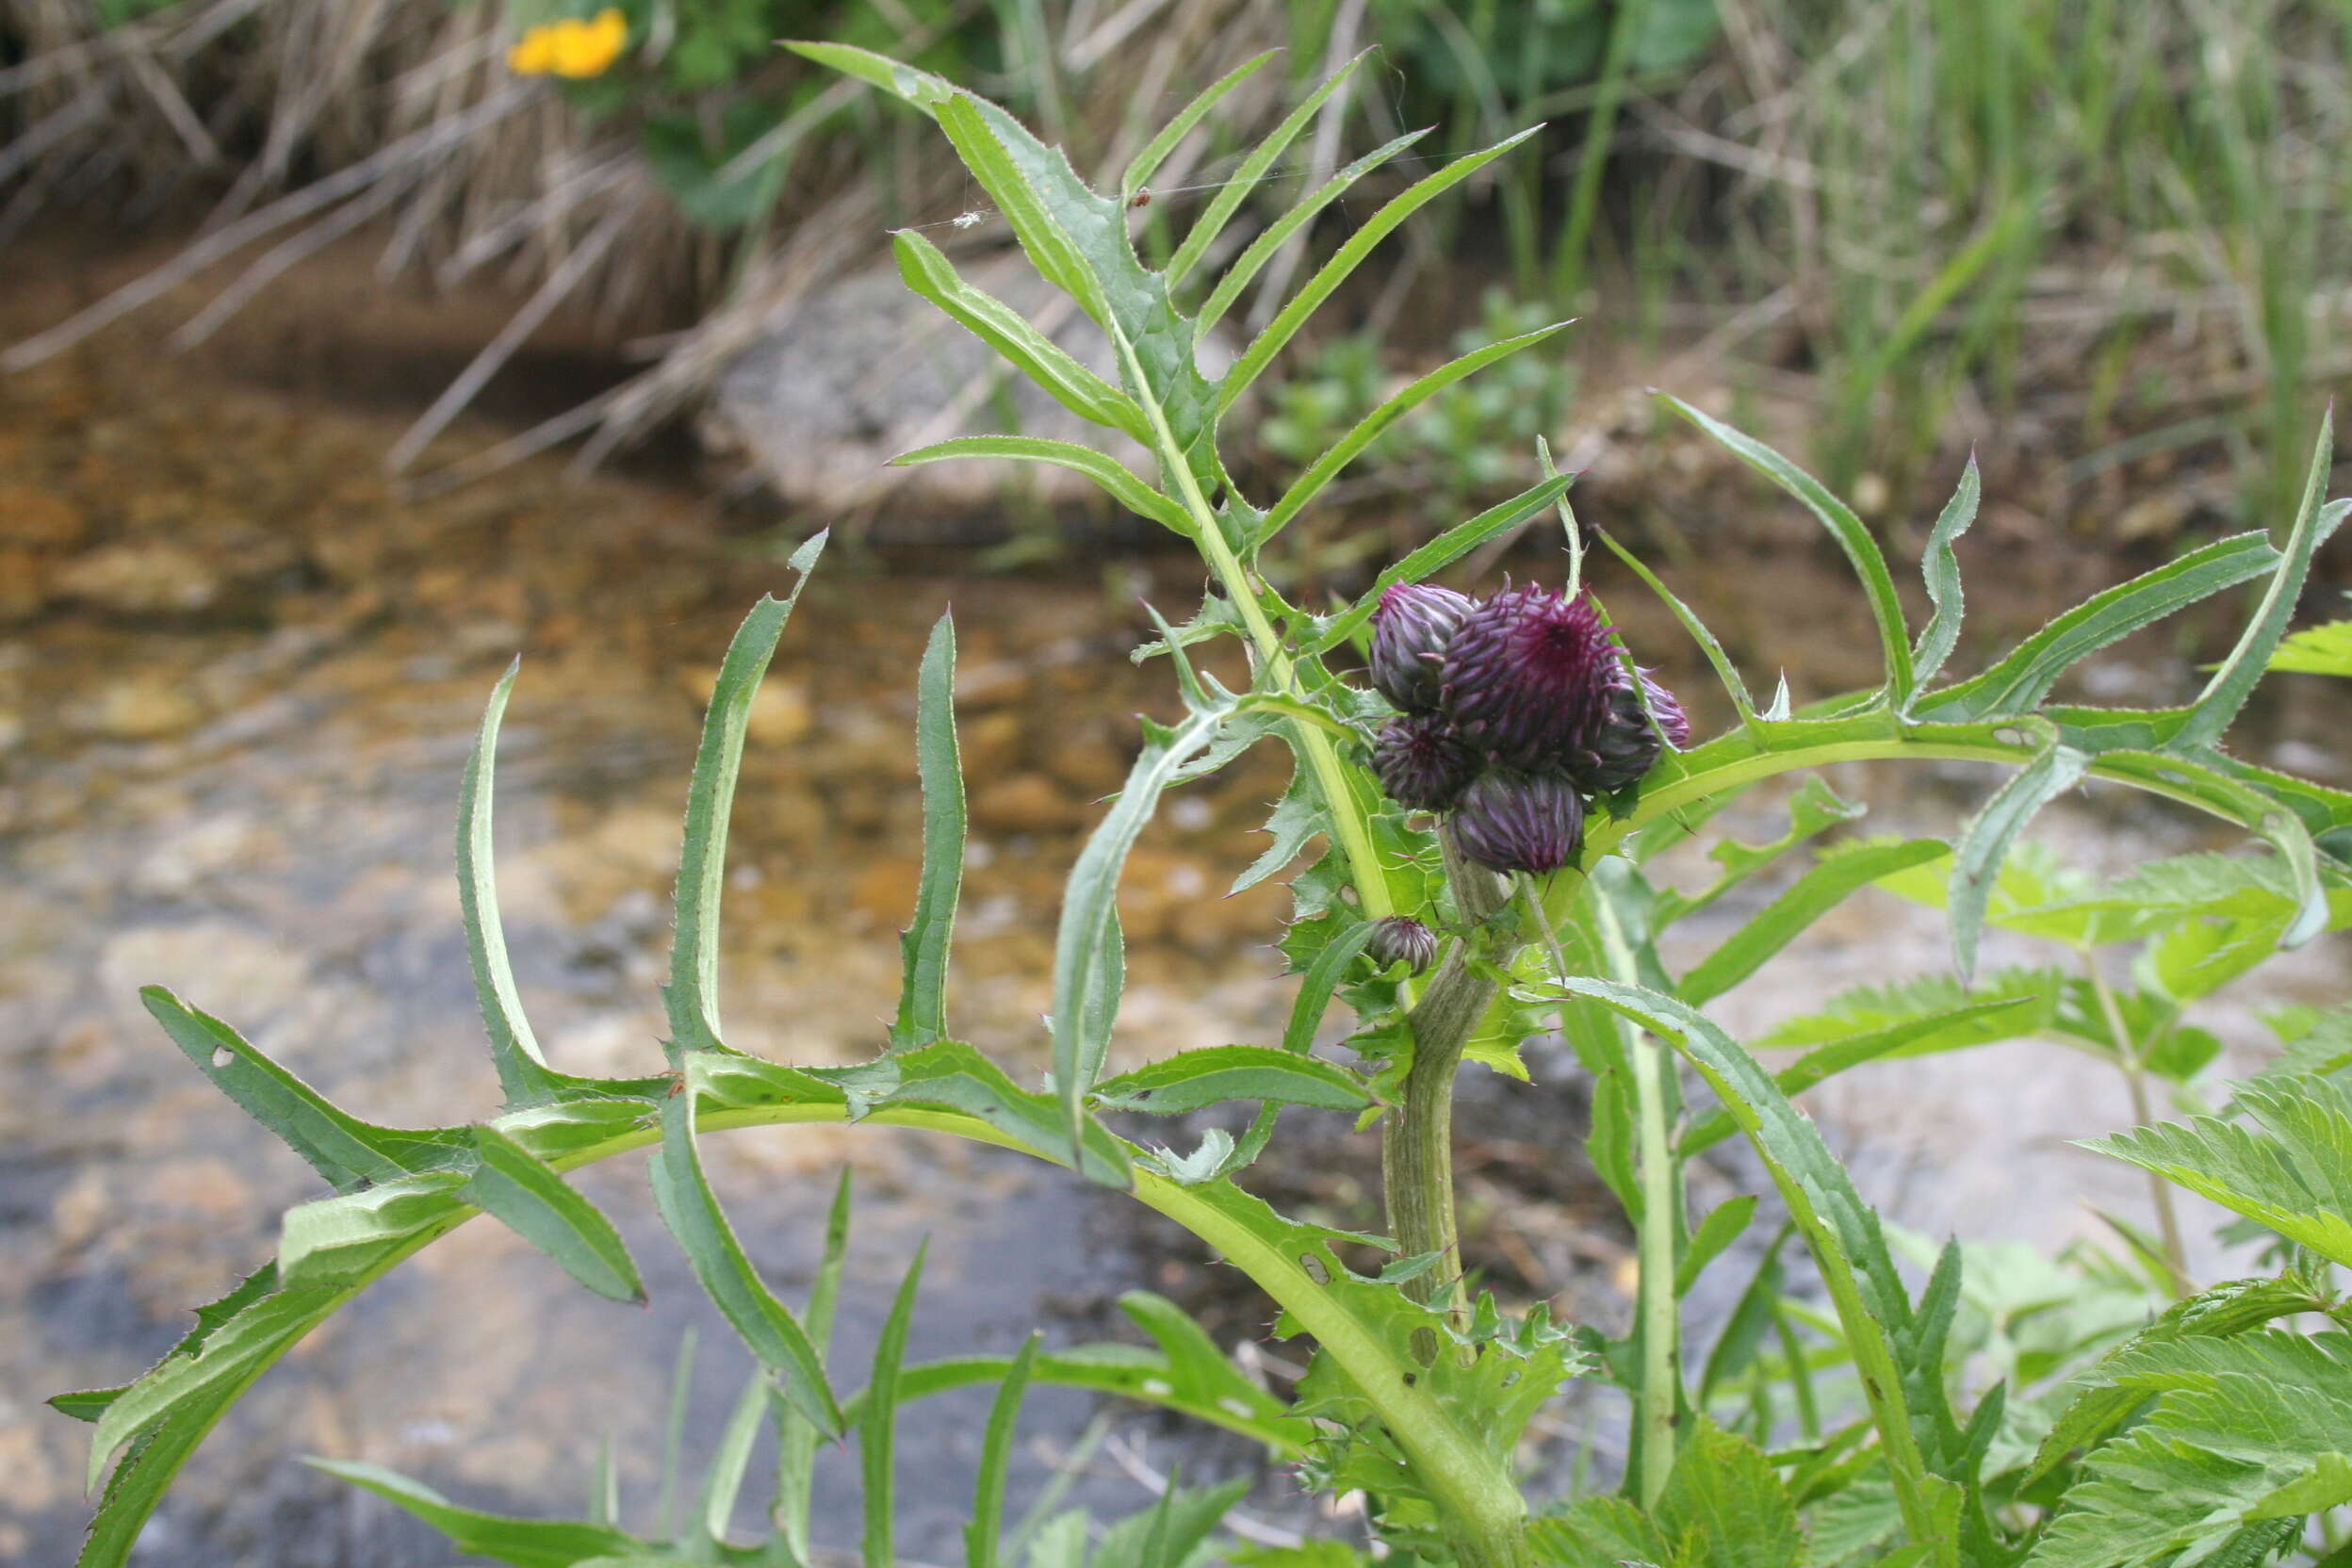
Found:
209,1046 -> 234,1070
1298,1252 -> 1331,1285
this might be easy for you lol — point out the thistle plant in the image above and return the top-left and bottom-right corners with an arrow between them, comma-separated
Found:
55,48 -> 2352,1568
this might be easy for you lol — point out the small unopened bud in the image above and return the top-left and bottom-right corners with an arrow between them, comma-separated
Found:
1366,915 -> 1438,973
1573,667 -> 1690,794
1440,584 -> 1617,769
1370,712 -> 1479,811
1450,767 -> 1585,874
1368,582 -> 1474,712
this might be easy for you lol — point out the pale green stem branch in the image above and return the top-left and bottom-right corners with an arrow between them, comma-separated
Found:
2085,956 -> 2193,1295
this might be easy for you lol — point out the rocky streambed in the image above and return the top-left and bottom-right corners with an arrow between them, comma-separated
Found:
5,231 -> 2350,1564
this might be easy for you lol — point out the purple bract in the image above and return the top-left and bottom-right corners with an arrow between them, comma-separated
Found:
1449,767 -> 1585,874
1368,582 -> 1474,712
1439,584 -> 1618,770
1366,915 -> 1439,974
1370,712 -> 1480,811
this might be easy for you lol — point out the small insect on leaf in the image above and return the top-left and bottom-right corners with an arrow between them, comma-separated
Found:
1129,188 -> 1153,209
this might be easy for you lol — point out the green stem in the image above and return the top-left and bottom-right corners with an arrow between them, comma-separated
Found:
2085,956 -> 2193,1296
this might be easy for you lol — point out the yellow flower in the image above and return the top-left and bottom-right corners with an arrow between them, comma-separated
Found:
507,8 -> 629,79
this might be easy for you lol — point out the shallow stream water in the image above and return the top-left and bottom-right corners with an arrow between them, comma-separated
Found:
5,237 -> 2349,1564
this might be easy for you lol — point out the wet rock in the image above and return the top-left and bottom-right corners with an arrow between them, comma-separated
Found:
677,664 -> 814,745
0,548 -> 51,621
55,541 -> 221,614
0,484 -> 86,549
969,773 -> 1085,836
68,675 -> 205,738
849,857 -> 923,930
96,922 -> 312,1028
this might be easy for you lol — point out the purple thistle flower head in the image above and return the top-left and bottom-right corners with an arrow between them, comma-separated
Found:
1449,767 -> 1585,875
1368,582 -> 1474,712
1370,712 -> 1479,811
1440,584 -> 1618,770
1366,915 -> 1439,974
1570,666 -> 1691,794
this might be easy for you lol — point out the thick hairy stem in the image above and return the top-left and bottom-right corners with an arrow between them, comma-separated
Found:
1384,829 -> 1513,1321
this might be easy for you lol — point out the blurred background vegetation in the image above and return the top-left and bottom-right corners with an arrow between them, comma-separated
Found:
4,0 -> 2346,558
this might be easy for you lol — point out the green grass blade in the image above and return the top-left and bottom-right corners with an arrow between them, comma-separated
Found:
1951,744 -> 2090,981
1910,456 -> 1982,695
1194,128 -> 1432,340
774,1169 -> 851,1564
965,1332 -> 1041,1568
1657,393 -> 1915,701
462,1124 -> 644,1304
458,658 -> 562,1107
664,535 -> 825,1057
862,1240 -> 928,1568
304,1462 -> 643,1565
1166,50 -> 1374,288
890,435 -> 1189,536
891,231 -> 1148,442
696,1369 -> 769,1547
1305,472 -> 1575,653
648,1065 -> 841,1439
1120,51 -> 1275,199
1914,532 -> 2278,722
1677,839 -> 1951,1005
1551,978 -> 1940,1549
1217,126 -> 1541,416
1252,319 -> 1571,548
2180,410 -> 2345,746
1053,704 -> 1229,1178
890,613 -> 966,1051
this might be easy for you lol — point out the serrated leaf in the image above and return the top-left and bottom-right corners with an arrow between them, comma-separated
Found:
1658,1420 -> 1806,1568
1120,50 -> 1274,198
1657,394 -> 1914,700
2082,1074 -> 2352,1267
1217,126 -> 1544,416
665,551 -> 824,1057
458,659 -> 563,1107
306,1460 -> 645,1567
1910,455 -> 1981,695
892,434 -> 1187,535
861,1241 -> 925,1568
1195,127 -> 1432,340
1950,744 -> 2089,980
648,1061 -> 841,1438
2180,412 -> 2344,745
1054,699 -> 1230,1176
873,1037 -> 1131,1177
966,1332 -> 1039,1568
1093,1045 -> 1368,1115
890,613 -> 965,1050
890,229 -> 1148,441
1914,532 -> 2279,721
1596,524 -> 1758,727
1280,916 -> 1378,1054
2268,618 -> 2352,676
463,1123 -> 644,1303
1677,837 -> 1949,1004
1253,319 -> 1571,548
1676,1196 -> 1758,1297
1651,776 -> 1864,922
1166,50 -> 1374,287
277,1173 -> 468,1288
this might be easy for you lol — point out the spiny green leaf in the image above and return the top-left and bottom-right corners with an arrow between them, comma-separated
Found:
1910,455 -> 1981,697
1596,523 -> 1757,727
861,1240 -> 926,1568
665,547 -> 825,1057
1648,776 -> 1864,918
1306,471 -> 1575,654
463,1123 -> 643,1303
1166,50 -> 1375,287
1657,393 -> 1914,701
1914,531 -> 2279,722
1092,1044 -> 1369,1115
1119,50 -> 1275,198
648,1060 -> 841,1438
967,1332 -> 1040,1568
1280,916 -> 1378,1054
1677,837 -> 1949,1005
890,612 -> 965,1051
1950,744 -> 2088,980
1676,1196 -> 1758,1298
1195,127 -> 1431,340
2180,409 -> 2344,745
1253,318 -> 1571,549
2267,618 -> 2352,676
1217,126 -> 1544,416
458,658 -> 563,1107
891,434 -> 1188,534
890,229 -> 1148,441
305,1461 -> 645,1568
276,1173 -> 468,1289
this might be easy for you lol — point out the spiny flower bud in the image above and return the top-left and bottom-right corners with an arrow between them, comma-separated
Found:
1573,667 -> 1690,794
1368,582 -> 1474,712
1366,915 -> 1438,974
1439,583 -> 1617,770
1370,712 -> 1479,811
1450,767 -> 1585,875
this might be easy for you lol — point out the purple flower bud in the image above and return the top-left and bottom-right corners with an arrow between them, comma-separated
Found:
1572,667 -> 1690,794
1439,584 -> 1617,770
1366,915 -> 1438,974
1449,767 -> 1585,875
1370,712 -> 1480,811
1368,582 -> 1474,712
